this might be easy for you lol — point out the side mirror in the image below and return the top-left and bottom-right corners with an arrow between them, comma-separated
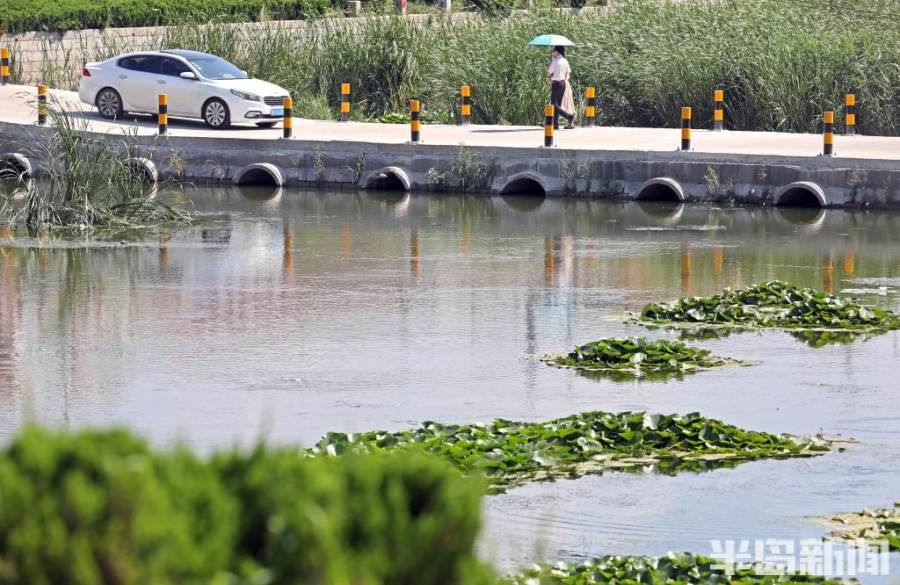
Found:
180,71 -> 197,80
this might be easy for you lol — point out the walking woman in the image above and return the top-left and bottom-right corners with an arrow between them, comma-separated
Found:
548,45 -> 575,129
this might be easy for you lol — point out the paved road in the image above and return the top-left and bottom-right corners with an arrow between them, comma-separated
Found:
2,84 -> 898,160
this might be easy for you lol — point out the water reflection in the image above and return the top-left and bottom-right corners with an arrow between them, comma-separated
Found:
368,191 -> 411,217
501,194 -> 546,213
776,205 -> 827,228
636,200 -> 684,224
236,184 -> 283,208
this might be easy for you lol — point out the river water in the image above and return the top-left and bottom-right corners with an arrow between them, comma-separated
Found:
1,186 -> 898,579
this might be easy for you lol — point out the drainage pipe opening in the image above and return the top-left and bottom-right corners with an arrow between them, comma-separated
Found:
775,183 -> 826,208
234,163 -> 284,188
500,177 -> 546,197
636,178 -> 684,203
366,168 -> 409,192
124,157 -> 158,185
0,154 -> 32,180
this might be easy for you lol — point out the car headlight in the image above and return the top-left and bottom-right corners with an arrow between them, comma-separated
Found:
230,89 -> 260,102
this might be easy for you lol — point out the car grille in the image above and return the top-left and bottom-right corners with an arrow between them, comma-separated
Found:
264,96 -> 286,106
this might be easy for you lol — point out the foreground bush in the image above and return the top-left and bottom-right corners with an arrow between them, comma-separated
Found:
0,427 -> 488,585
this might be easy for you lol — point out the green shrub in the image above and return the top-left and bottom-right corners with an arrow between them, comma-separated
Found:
4,0 -> 335,33
213,446 -> 489,585
464,0 -> 516,17
0,427 -> 237,585
0,427 -> 490,585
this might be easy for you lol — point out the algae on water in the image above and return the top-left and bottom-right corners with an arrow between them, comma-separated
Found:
310,411 -> 830,492
639,281 -> 900,334
543,337 -> 745,380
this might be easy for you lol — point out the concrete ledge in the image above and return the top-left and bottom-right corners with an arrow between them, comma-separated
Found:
1,120 -> 898,209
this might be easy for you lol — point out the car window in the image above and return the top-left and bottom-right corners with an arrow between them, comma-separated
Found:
183,55 -> 248,80
159,57 -> 191,77
118,55 -> 160,74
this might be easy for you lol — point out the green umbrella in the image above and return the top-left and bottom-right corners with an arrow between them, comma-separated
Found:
529,34 -> 575,47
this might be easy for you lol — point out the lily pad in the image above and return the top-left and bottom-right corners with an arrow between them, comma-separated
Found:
502,552 -> 847,584
542,337 -> 745,380
638,280 -> 900,336
308,411 -> 831,493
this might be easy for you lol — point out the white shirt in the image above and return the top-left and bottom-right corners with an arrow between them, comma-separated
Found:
548,56 -> 571,82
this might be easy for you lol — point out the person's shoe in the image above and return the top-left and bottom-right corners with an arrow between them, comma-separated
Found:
565,121 -> 576,129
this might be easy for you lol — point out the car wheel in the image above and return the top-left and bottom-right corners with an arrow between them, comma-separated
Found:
203,99 -> 230,129
255,121 -> 278,128
96,88 -> 123,120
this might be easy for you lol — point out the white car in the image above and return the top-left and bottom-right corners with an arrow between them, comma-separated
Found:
78,49 -> 290,129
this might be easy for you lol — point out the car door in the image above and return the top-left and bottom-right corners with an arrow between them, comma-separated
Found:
157,57 -> 200,118
116,55 -> 160,113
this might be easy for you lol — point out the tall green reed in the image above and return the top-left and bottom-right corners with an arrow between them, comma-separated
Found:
0,101 -> 192,232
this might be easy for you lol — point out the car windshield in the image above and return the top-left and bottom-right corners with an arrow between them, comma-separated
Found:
184,55 -> 247,80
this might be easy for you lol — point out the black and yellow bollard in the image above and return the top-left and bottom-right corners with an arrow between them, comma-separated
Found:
543,103 -> 554,147
157,94 -> 168,135
340,83 -> 350,122
37,84 -> 48,126
823,110 -> 834,156
680,106 -> 691,150
0,49 -> 9,86
713,88 -> 724,131
460,84 -> 471,125
409,99 -> 421,143
844,94 -> 856,136
282,96 -> 293,139
585,86 -> 596,127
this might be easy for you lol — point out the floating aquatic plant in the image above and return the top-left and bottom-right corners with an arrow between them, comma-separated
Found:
310,411 -> 830,492
827,503 -> 900,551
543,337 -> 744,380
502,552 -> 846,585
639,281 -> 900,334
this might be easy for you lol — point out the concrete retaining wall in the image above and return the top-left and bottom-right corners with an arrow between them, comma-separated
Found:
1,121 -> 898,208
